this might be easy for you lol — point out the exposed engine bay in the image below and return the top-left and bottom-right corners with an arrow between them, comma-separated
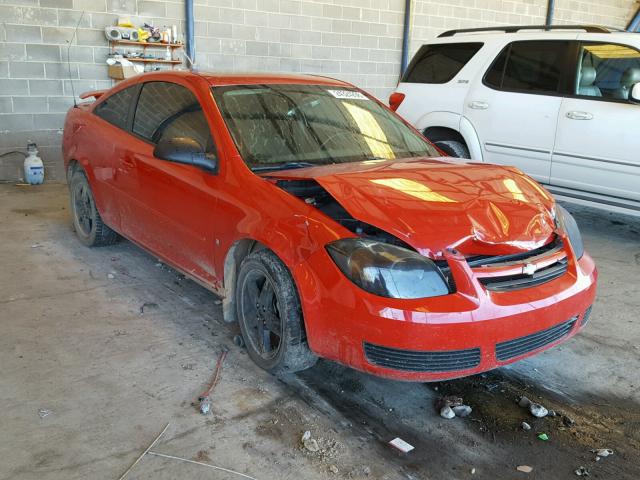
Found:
275,179 -> 414,249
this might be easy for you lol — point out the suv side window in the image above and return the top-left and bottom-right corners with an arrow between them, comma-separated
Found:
574,42 -> 640,100
133,81 -> 215,153
94,86 -> 137,130
402,43 -> 483,84
485,41 -> 570,94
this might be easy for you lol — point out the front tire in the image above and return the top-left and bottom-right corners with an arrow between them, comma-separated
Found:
236,249 -> 317,374
69,169 -> 119,247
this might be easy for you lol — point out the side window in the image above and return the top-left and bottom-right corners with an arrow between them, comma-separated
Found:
133,81 -> 215,153
575,42 -> 640,100
485,41 -> 570,94
94,86 -> 137,130
402,43 -> 483,84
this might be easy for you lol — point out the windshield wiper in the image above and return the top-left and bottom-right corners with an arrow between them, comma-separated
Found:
252,161 -> 317,172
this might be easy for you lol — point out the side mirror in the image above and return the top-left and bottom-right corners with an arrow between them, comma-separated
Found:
153,137 -> 217,173
631,83 -> 640,103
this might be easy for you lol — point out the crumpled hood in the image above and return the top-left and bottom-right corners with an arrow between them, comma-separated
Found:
268,157 -> 556,256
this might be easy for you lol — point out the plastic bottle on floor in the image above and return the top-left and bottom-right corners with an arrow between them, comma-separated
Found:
23,143 -> 44,185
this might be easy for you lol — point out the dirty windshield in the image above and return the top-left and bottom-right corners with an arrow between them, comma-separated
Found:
212,84 -> 438,170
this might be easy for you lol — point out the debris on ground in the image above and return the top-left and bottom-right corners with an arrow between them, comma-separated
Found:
574,466 -> 590,476
388,437 -> 414,453
436,395 -> 472,419
328,464 -> 338,474
521,421 -> 531,431
198,349 -> 228,415
452,405 -> 472,417
537,433 -> 549,441
301,431 -> 320,452
38,408 -> 51,418
470,467 -> 476,474
107,273 -> 115,279
530,403 -> 549,418
139,302 -> 159,315
516,465 -> 533,473
440,405 -> 456,419
214,299 -> 222,305
436,395 -> 463,410
592,448 -> 614,460
30,243 -> 42,248
518,396 -> 532,408
518,396 -> 549,418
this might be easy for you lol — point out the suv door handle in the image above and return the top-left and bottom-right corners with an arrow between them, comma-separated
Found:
566,111 -> 593,120
468,101 -> 489,110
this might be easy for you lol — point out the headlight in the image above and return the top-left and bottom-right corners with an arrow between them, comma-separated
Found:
326,238 -> 450,299
555,205 -> 584,260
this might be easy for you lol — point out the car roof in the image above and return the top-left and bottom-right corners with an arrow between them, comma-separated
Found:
425,26 -> 637,44
195,71 -> 353,87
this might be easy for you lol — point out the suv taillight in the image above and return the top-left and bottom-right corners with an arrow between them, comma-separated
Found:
388,92 -> 405,111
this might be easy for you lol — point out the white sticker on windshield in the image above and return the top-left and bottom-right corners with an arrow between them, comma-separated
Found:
328,90 -> 368,100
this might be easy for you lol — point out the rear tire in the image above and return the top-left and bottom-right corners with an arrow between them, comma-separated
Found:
434,140 -> 470,159
236,249 -> 317,374
69,169 -> 119,247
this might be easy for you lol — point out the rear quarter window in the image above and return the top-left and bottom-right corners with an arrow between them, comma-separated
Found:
93,86 -> 137,130
402,42 -> 483,84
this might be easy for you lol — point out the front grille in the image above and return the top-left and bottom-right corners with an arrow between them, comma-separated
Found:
479,257 -> 568,292
496,316 -> 578,361
581,305 -> 593,326
467,235 -> 563,268
364,342 -> 481,372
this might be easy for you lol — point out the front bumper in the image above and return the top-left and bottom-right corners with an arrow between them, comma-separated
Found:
293,242 -> 597,382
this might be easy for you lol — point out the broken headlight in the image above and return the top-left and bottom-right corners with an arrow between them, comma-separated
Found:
555,205 -> 584,260
326,238 -> 449,299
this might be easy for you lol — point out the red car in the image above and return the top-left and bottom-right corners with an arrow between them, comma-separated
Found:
62,71 -> 597,381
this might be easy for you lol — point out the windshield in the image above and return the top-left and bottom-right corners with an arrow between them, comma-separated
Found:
212,84 -> 438,170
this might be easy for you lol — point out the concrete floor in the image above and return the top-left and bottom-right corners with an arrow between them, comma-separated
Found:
1,183 -> 638,480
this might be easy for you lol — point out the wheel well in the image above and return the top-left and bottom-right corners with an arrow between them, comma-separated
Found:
222,239 -> 265,323
423,127 -> 467,147
66,159 -> 80,182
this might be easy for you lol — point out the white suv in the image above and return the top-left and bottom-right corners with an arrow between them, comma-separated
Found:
391,25 -> 640,216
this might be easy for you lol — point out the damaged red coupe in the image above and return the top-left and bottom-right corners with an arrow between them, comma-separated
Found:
62,71 -> 597,381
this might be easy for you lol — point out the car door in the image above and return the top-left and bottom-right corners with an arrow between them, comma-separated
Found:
89,84 -> 140,230
115,80 -> 221,284
551,40 -> 640,204
464,40 -> 573,184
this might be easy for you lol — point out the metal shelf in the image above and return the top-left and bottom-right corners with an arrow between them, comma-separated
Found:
125,58 -> 182,64
110,40 -> 183,48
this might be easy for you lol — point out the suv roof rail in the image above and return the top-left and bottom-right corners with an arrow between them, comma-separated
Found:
438,25 -> 612,37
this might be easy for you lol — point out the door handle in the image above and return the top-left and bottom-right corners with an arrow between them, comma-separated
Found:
120,157 -> 135,169
566,111 -> 593,120
468,101 -> 489,110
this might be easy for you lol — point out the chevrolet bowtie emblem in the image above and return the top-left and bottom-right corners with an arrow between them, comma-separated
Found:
522,263 -> 537,275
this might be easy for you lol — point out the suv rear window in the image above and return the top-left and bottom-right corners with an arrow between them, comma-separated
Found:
485,40 -> 570,94
402,43 -> 483,84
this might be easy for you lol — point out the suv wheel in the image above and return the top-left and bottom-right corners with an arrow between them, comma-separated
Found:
434,140 -> 470,159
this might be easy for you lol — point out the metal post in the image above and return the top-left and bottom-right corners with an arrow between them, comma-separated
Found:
545,0 -> 555,28
400,0 -> 413,76
627,7 -> 640,32
185,0 -> 195,68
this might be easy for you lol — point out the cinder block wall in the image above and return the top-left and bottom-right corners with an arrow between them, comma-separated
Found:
0,0 -> 635,182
